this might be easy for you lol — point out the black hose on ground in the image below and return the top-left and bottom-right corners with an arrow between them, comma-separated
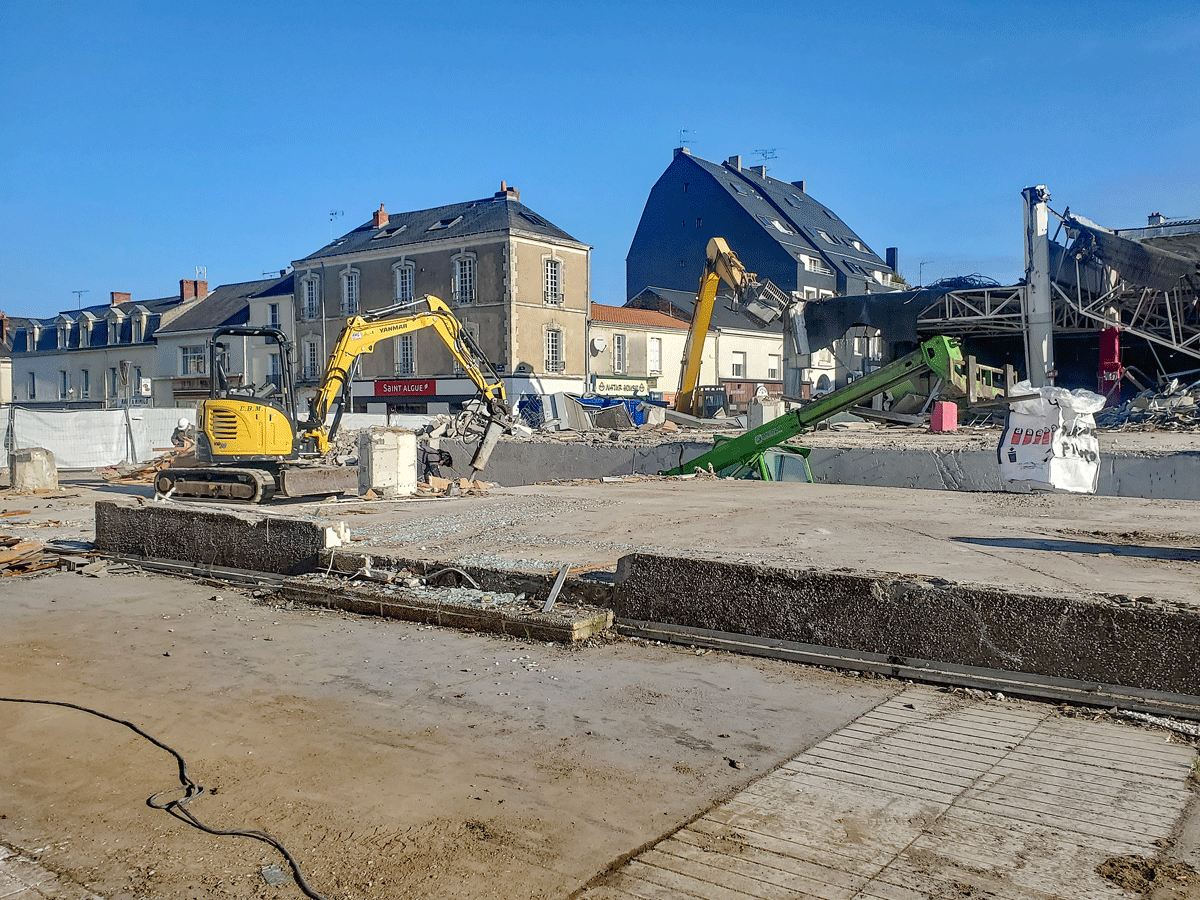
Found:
0,696 -> 330,900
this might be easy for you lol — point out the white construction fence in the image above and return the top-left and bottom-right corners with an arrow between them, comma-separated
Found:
1,406 -> 439,471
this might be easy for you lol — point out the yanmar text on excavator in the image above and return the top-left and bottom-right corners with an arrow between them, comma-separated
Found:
155,295 -> 512,503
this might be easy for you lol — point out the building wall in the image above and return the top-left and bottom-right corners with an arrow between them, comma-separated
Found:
587,322 -> 709,395
294,230 -> 590,411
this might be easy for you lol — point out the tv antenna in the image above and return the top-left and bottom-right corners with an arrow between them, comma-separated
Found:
329,209 -> 344,240
753,148 -> 782,169
919,261 -> 934,287
678,128 -> 695,147
72,289 -> 89,310
195,265 -> 207,280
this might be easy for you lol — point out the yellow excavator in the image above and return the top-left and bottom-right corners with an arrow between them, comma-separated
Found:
674,237 -> 790,417
155,295 -> 512,502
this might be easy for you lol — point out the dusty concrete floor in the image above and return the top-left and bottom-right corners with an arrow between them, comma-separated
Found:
0,569 -> 892,900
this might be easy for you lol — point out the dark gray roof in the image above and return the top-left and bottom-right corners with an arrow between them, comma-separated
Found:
7,294 -> 179,353
297,197 -> 586,262
680,153 -> 892,280
157,275 -> 293,334
627,286 -> 784,335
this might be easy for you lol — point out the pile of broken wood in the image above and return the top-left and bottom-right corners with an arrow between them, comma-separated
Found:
1096,378 -> 1200,431
101,447 -> 195,484
0,534 -> 53,576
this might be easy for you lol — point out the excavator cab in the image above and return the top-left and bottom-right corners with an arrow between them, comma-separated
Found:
195,326 -> 299,466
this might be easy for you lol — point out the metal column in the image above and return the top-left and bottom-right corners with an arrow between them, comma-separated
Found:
1022,185 -> 1055,386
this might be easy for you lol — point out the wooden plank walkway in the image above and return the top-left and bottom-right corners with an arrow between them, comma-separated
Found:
578,686 -> 1196,900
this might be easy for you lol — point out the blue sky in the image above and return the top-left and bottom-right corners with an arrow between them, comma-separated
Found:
2,0 -> 1197,319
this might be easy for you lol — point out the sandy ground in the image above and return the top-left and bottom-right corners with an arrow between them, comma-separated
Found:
0,568 -> 893,900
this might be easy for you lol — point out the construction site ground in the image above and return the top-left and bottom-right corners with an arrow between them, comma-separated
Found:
2,455 -> 1199,899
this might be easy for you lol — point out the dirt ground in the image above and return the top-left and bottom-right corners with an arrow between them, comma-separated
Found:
0,568 -> 894,900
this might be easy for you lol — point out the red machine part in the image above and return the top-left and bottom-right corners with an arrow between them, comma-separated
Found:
1098,326 -> 1124,405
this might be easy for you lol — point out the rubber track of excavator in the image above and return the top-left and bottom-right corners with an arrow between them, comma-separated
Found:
155,467 -> 276,503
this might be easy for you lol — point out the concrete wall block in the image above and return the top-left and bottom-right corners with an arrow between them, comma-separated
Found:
358,428 -> 417,497
612,553 -> 1200,696
94,500 -> 348,575
10,447 -> 58,493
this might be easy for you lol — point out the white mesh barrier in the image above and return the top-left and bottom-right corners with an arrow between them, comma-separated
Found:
2,406 -> 196,470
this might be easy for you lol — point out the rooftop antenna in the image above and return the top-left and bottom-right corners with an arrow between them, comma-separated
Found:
919,260 -> 934,287
752,148 -> 782,171
72,289 -> 89,310
329,209 -> 344,240
195,265 -> 207,280
678,128 -> 695,147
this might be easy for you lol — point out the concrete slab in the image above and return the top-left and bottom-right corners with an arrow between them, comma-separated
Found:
93,499 -> 349,575
578,686 -> 1199,900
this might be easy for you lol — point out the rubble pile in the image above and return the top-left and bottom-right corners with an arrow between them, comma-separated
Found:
1096,378 -> 1200,431
0,534 -> 53,576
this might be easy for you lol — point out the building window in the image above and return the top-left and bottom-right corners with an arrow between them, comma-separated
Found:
268,353 -> 282,390
805,257 -> 833,276
132,317 -> 143,343
804,287 -> 818,300
454,255 -> 476,304
768,354 -> 781,380
545,327 -> 564,373
342,269 -> 359,316
544,259 -> 562,306
394,263 -> 415,304
108,319 -> 119,345
134,366 -> 143,391
108,367 -> 118,398
59,371 -> 68,400
80,369 -> 90,399
302,275 -> 321,320
268,303 -> 280,328
59,325 -> 68,349
613,334 -> 627,374
731,351 -> 746,379
27,372 -> 35,400
181,346 -> 205,375
649,337 -> 662,375
396,334 -> 415,376
759,215 -> 795,235
302,340 -> 321,380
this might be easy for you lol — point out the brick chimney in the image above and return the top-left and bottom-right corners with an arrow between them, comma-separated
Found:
179,279 -> 209,301
1148,212 -> 1166,225
372,203 -> 389,228
110,291 -> 131,306
0,312 -> 7,346
494,181 -> 520,201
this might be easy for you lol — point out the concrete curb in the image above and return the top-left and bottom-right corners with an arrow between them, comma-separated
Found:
93,500 -> 349,576
610,553 -> 1200,697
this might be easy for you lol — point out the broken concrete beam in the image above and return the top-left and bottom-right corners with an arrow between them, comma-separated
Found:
612,553 -> 1200,697
94,499 -> 349,575
10,448 -> 58,493
281,575 -> 612,642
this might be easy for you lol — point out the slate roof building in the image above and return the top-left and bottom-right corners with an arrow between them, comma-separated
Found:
291,184 -> 590,414
152,274 -> 294,406
626,149 -> 901,303
5,281 -> 207,407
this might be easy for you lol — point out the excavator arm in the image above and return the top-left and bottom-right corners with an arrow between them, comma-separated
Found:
299,295 -> 508,457
675,238 -> 790,416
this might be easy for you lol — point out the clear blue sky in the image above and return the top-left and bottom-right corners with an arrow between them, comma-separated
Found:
2,0 -> 1197,319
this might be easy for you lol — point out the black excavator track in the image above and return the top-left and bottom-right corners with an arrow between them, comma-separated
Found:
155,467 -> 277,503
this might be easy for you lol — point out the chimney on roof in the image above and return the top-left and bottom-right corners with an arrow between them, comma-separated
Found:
725,155 -> 742,171
494,181 -> 520,201
886,248 -> 899,273
1148,212 -> 1166,225
750,165 -> 766,177
0,313 -> 7,346
179,280 -> 209,302
372,203 -> 389,228
111,291 -> 131,307
674,147 -> 691,157
793,180 -> 806,193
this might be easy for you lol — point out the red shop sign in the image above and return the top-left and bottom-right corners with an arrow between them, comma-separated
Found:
375,378 -> 437,398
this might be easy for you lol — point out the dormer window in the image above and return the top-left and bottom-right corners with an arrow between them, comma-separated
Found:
132,316 -> 144,343
59,323 -> 69,349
